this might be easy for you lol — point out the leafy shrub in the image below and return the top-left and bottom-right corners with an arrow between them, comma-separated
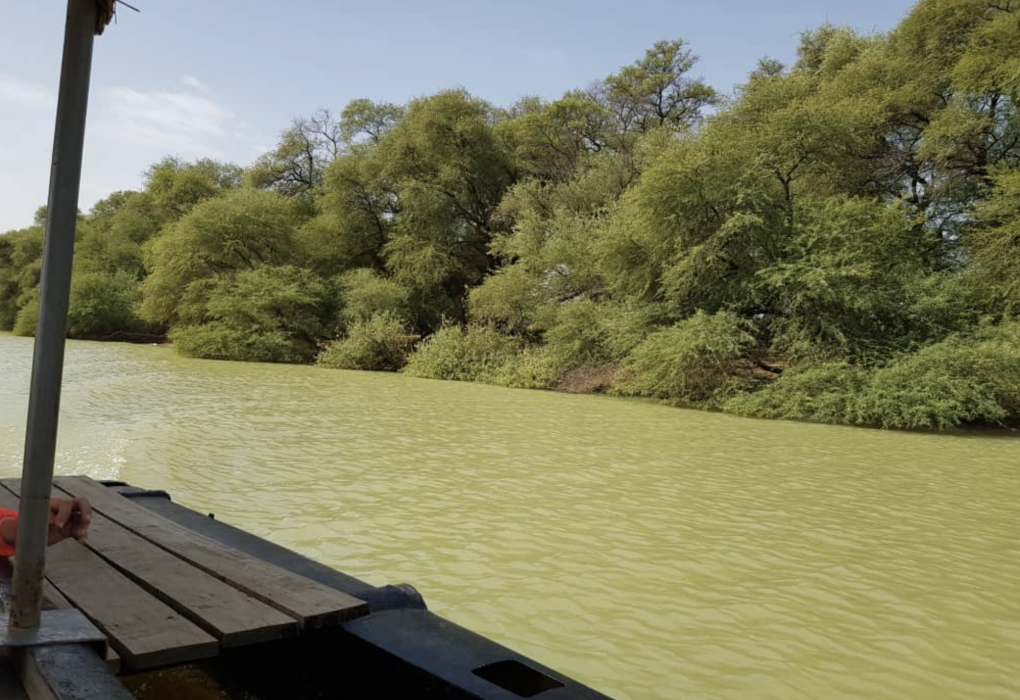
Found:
854,326 -> 1020,429
468,264 -> 542,333
600,301 -> 665,359
12,291 -> 38,337
760,197 -> 926,363
66,270 -> 144,338
728,323 -> 1020,429
724,363 -> 871,423
317,312 -> 411,371
617,310 -> 755,403
139,188 -> 299,326
533,299 -> 663,373
487,347 -> 561,389
170,266 -> 328,363
171,325 -> 308,363
405,325 -> 521,382
336,269 -> 410,327
540,300 -> 614,371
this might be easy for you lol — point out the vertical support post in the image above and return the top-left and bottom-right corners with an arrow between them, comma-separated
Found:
9,0 -> 98,631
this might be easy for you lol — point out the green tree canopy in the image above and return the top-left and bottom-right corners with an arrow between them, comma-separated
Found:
139,188 -> 302,326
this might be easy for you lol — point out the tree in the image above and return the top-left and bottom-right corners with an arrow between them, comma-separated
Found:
145,157 -> 243,223
498,93 -> 612,181
171,265 -> 329,363
599,39 -> 718,135
139,188 -> 301,326
339,98 -> 405,145
758,197 -> 929,362
66,270 -> 144,338
76,191 -> 160,279
248,109 -> 343,199
335,268 -> 411,327
372,90 -> 515,329
968,169 -> 1020,315
468,264 -> 542,334
300,149 -> 392,277
820,1 -> 1020,259
0,226 -> 44,330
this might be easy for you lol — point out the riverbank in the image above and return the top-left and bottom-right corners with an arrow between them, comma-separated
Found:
297,315 -> 1020,433
383,321 -> 1020,434
11,324 -> 1020,434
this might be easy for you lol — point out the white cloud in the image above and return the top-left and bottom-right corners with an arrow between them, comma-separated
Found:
96,82 -> 236,158
0,76 -> 53,109
0,75 -> 265,231
181,75 -> 211,94
0,77 -> 56,231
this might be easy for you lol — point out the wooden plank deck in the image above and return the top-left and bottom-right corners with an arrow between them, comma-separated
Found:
36,539 -> 220,670
54,477 -> 369,629
3,481 -> 299,649
0,476 -> 368,672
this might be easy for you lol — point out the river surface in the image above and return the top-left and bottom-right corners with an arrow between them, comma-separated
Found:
1,333 -> 1019,700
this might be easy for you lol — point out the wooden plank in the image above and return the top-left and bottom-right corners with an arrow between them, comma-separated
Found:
0,482 -> 217,670
35,484 -> 300,648
39,583 -> 72,611
50,476 -> 368,629
40,539 -> 218,671
1,482 -> 296,647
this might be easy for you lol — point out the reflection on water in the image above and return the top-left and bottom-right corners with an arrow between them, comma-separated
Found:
2,333 -> 1019,700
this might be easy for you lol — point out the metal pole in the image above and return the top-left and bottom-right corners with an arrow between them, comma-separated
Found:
9,0 -> 98,630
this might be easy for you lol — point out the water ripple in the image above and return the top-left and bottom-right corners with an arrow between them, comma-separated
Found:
2,334 -> 1019,700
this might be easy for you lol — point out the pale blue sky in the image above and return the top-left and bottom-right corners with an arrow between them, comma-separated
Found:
0,0 -> 916,231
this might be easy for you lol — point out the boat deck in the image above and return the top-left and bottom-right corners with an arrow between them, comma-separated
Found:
0,476 -> 368,675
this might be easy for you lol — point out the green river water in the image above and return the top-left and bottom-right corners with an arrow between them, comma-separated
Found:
1,333 -> 1018,700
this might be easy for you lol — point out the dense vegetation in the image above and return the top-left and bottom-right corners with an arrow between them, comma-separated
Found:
3,0 -> 1019,430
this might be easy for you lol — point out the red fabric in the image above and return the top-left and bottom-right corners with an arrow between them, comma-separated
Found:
0,506 -> 17,557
